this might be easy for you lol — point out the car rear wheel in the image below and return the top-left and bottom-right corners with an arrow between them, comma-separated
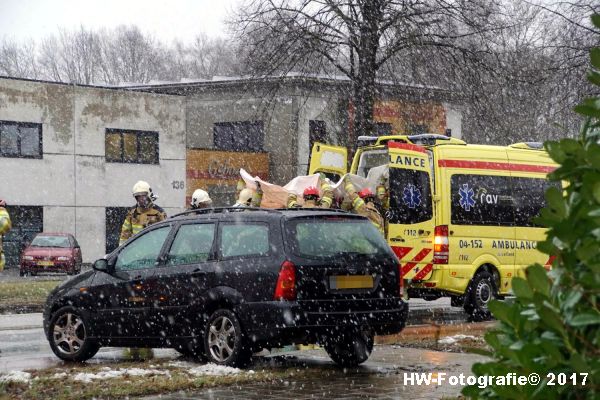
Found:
48,306 -> 99,362
204,309 -> 250,367
324,327 -> 374,368
464,271 -> 497,321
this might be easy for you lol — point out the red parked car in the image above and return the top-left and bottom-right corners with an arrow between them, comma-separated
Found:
20,233 -> 82,276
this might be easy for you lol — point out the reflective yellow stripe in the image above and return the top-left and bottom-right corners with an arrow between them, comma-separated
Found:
352,197 -> 364,210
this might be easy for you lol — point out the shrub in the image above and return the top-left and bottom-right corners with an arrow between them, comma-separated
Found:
463,14 -> 600,400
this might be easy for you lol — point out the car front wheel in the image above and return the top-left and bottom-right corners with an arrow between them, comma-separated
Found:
324,327 -> 374,367
48,306 -> 99,362
204,309 -> 250,367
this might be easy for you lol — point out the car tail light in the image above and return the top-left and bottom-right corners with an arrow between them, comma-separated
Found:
433,225 -> 449,264
23,255 -> 34,261
274,261 -> 296,301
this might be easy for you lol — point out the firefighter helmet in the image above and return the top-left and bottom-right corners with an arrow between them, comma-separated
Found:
132,180 -> 157,201
358,188 -> 375,200
191,189 -> 212,209
303,186 -> 320,197
237,188 -> 254,205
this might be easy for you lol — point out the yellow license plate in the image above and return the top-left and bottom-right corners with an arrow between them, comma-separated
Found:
330,275 -> 374,290
38,261 -> 54,267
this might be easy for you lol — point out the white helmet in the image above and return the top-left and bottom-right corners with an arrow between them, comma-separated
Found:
191,189 -> 212,209
236,188 -> 254,206
132,180 -> 156,201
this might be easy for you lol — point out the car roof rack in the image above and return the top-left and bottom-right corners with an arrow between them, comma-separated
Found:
276,207 -> 352,214
170,207 -> 354,219
170,207 -> 281,218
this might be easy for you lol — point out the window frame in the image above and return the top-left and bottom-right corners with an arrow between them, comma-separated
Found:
105,128 -> 159,164
113,224 -> 172,272
0,120 -> 42,159
164,221 -> 218,267
449,173 -> 515,227
217,221 -> 272,260
213,120 -> 264,152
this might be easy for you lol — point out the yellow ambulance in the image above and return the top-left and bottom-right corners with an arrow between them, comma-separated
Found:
309,134 -> 558,320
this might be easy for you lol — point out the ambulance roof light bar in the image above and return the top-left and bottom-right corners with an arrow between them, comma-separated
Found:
408,134 -> 467,146
509,142 -> 544,150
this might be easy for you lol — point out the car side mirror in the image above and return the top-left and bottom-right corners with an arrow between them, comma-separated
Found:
93,258 -> 111,273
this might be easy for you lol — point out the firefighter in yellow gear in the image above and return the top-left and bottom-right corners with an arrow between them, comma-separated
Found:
0,199 -> 12,272
376,177 -> 390,212
119,182 -> 166,361
233,181 -> 263,207
119,181 -> 167,246
287,178 -> 334,209
344,179 -> 385,236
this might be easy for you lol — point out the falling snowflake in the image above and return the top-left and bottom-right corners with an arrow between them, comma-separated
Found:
402,184 -> 422,209
459,184 -> 476,211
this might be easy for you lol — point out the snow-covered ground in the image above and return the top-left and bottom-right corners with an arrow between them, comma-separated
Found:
0,362 -> 251,385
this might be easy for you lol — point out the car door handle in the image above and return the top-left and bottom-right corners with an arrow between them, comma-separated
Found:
390,236 -> 405,243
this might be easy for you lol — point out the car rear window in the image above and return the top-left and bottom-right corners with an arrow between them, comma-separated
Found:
285,217 -> 393,259
30,236 -> 71,248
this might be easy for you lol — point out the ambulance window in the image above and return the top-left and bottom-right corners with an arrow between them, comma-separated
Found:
388,168 -> 433,224
512,177 -> 561,227
356,150 -> 388,178
450,174 -> 514,226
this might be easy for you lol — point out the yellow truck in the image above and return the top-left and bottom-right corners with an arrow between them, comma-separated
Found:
309,134 -> 558,320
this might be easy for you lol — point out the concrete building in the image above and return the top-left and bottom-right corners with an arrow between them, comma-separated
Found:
0,77 -> 186,264
0,75 -> 461,266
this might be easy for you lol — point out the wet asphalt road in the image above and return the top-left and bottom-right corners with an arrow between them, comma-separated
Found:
0,297 -> 467,374
0,266 -> 471,376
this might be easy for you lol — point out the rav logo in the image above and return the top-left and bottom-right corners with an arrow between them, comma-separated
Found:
477,188 -> 498,204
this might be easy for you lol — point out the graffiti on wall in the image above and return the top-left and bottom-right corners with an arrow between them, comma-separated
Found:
186,149 -> 270,206
348,99 -> 447,136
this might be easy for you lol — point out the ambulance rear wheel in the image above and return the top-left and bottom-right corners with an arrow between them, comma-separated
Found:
464,271 -> 497,321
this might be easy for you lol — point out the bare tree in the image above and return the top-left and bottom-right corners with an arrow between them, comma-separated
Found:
232,0 -> 504,142
37,27 -> 101,84
0,39 -> 38,79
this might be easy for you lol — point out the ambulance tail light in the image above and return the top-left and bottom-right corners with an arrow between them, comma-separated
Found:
398,262 -> 404,298
433,225 -> 449,264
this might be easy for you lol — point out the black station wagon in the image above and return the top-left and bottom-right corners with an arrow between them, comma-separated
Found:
43,208 -> 408,367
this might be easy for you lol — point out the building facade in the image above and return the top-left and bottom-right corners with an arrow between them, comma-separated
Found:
0,75 -> 461,265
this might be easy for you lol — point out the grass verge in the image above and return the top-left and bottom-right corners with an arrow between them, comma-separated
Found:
377,321 -> 495,353
0,359 -> 334,400
0,281 -> 59,312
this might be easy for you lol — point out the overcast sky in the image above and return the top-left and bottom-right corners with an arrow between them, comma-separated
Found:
0,0 -> 241,43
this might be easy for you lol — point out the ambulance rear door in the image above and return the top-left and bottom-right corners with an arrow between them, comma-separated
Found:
308,142 -> 348,182
387,142 -> 435,280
